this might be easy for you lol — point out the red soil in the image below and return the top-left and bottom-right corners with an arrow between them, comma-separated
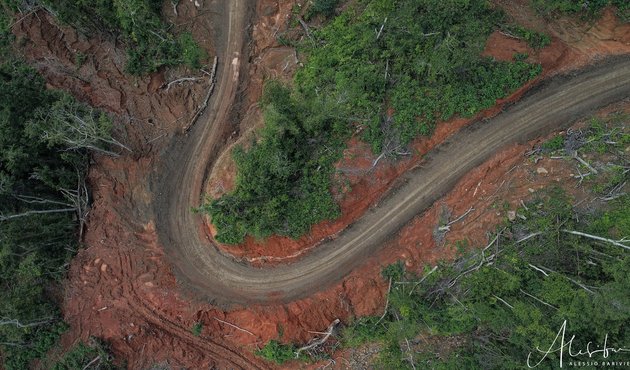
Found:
11,0 -> 630,368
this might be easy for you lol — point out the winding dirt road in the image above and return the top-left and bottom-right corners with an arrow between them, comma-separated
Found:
152,0 -> 630,306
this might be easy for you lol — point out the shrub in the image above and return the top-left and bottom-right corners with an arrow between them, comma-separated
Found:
255,340 -> 296,364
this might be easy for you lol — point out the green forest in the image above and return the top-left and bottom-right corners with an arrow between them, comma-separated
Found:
257,113 -> 630,368
0,3 -> 131,368
0,57 -> 114,369
202,0 -> 542,244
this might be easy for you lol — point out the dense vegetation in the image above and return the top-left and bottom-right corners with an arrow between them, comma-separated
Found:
203,0 -> 542,244
1,0 -> 204,75
343,188 -> 629,368
533,0 -> 630,21
0,53 -> 118,370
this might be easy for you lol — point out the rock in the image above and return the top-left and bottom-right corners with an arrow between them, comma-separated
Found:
507,211 -> 516,221
537,167 -> 548,174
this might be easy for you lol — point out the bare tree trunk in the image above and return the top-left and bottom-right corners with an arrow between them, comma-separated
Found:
562,229 -> 629,250
295,319 -> 340,358
0,208 -> 76,222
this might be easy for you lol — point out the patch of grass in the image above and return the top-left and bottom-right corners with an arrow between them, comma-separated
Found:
514,52 -> 529,62
74,51 -> 87,68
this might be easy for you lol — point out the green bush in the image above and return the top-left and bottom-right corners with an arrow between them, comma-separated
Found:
541,134 -> 565,151
191,322 -> 203,336
200,82 -> 344,244
307,0 -> 339,18
255,340 -> 296,364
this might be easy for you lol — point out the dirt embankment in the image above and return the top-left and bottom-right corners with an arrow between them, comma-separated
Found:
12,1 -> 630,369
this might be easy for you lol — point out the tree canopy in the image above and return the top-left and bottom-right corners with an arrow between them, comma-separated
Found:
0,56 -> 123,368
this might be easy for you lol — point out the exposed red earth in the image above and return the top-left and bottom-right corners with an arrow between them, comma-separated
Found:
11,0 -> 630,368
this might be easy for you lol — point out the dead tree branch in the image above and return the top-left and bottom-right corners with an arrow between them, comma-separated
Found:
376,17 -> 388,39
9,6 -> 42,29
39,100 -> 132,156
562,229 -> 630,250
498,30 -> 520,39
0,208 -> 76,222
520,289 -> 558,310
538,265 -> 595,294
0,317 -> 52,328
408,265 -> 438,296
516,232 -> 543,244
295,319 -> 340,358
447,206 -> 475,226
599,181 -> 626,201
439,206 -> 475,232
572,151 -> 598,174
12,194 -> 72,207
493,295 -> 514,309
404,337 -> 416,370
185,56 -> 218,132
298,18 -> 313,40
82,355 -> 101,370
162,77 -> 202,91
528,264 -> 548,276
376,277 -> 392,325
213,317 -> 255,336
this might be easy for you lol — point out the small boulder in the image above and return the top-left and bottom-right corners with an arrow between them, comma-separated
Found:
507,211 -> 516,221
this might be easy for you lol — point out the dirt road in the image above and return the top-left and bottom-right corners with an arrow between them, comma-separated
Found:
152,0 -> 630,306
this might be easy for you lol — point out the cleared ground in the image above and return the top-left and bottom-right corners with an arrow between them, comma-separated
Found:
152,0 -> 630,306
